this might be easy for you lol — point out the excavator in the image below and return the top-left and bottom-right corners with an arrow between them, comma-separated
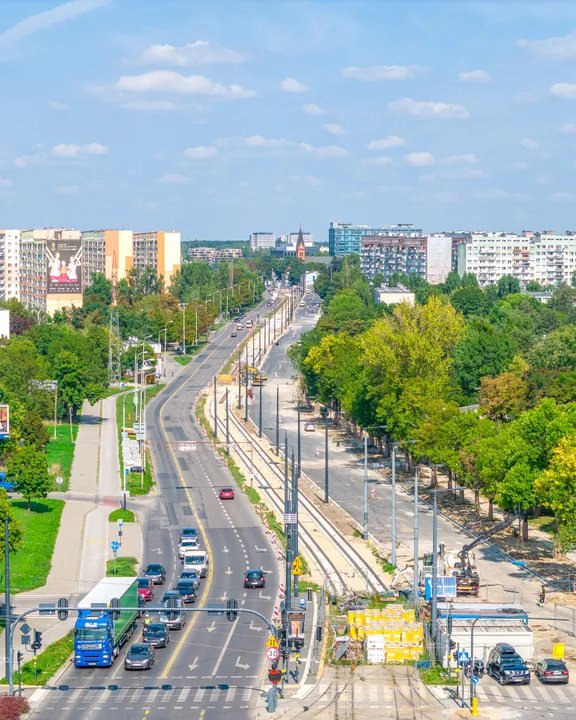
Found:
240,366 -> 267,386
452,513 -> 521,596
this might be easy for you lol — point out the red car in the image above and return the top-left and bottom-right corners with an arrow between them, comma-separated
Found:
219,487 -> 235,500
137,577 -> 154,602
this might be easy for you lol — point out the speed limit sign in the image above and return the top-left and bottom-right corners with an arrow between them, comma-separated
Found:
266,647 -> 279,661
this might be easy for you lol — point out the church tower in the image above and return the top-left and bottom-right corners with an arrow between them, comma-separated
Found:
296,227 -> 306,261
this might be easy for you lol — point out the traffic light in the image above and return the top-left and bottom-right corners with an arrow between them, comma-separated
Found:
265,687 -> 278,713
57,597 -> 69,621
31,630 -> 42,651
16,652 -> 23,663
226,599 -> 238,622
110,598 -> 120,621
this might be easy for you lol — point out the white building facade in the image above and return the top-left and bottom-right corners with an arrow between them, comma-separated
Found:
289,231 -> 314,247
0,229 -> 21,301
426,234 -> 453,284
249,232 -> 275,250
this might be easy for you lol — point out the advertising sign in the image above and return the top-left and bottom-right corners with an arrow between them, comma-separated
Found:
46,239 -> 82,295
0,405 -> 9,439
425,575 -> 457,600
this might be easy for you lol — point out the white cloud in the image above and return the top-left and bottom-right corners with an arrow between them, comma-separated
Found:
521,137 -> 540,150
216,135 -> 293,150
302,103 -> 326,115
323,123 -> 345,135
56,185 -> 80,195
139,41 -> 248,66
513,91 -> 538,105
561,122 -> 576,133
389,97 -> 470,119
280,77 -> 309,93
404,151 -> 435,166
550,83 -> 576,99
441,168 -> 487,180
183,145 -> 219,159
0,0 -> 111,53
48,101 -> 69,111
362,156 -> 393,166
458,69 -> 492,84
367,136 -> 405,150
0,177 -> 13,187
52,142 -> 108,157
343,65 -> 421,81
535,173 -> 555,186
14,152 -> 47,168
287,175 -> 322,187
518,31 -> 576,60
550,191 -> 576,202
441,153 -> 479,165
93,71 -> 256,99
158,174 -> 193,184
300,143 -> 349,158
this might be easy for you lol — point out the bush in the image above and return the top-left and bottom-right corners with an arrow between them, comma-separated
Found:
0,694 -> 30,719
108,509 -> 135,523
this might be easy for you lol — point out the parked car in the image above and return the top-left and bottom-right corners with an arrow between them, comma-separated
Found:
142,623 -> 170,649
487,643 -> 530,685
174,579 -> 196,603
124,643 -> 155,670
535,658 -> 569,684
304,422 -> 315,432
180,527 -> 199,542
144,563 -> 166,585
159,599 -> 186,630
179,569 -> 200,589
244,570 -> 265,589
219,487 -> 235,500
179,538 -> 199,559
0,472 -> 16,493
137,577 -> 154,602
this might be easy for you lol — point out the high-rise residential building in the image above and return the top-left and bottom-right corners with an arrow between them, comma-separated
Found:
186,247 -> 243,263
81,230 -> 134,286
288,231 -> 314,247
360,234 -> 428,281
250,232 -> 275,250
20,228 -> 82,314
329,222 -> 422,256
0,230 -> 21,301
426,234 -> 453,284
531,232 -> 576,286
132,231 -> 181,287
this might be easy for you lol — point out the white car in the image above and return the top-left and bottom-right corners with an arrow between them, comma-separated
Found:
178,538 -> 199,559
304,422 -> 316,432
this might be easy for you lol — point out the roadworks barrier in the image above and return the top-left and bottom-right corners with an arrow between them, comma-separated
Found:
347,605 -> 424,664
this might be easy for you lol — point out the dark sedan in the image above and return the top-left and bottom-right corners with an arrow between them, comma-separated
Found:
143,623 -> 170,649
179,527 -> 199,542
536,659 -> 569,684
174,580 -> 196,603
179,569 -> 200,589
244,570 -> 265,589
124,643 -> 155,670
144,563 -> 166,585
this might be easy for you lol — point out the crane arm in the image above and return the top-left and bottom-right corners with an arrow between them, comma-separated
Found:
459,513 -> 521,560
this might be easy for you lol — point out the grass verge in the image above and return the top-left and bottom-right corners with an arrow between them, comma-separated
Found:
108,509 -> 135,523
0,500 -> 65,594
420,665 -> 459,685
106,556 -> 138,577
46,423 -> 79,491
1,633 -> 74,686
174,356 -> 192,366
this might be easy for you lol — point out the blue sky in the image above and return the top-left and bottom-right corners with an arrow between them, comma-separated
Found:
4,1 -> 576,241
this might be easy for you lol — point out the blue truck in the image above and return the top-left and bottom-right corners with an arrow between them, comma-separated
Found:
74,577 -> 139,667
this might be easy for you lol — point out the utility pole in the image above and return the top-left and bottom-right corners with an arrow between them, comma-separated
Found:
179,302 -> 188,357
324,409 -> 329,503
432,491 -> 438,646
297,404 -> 301,479
5,515 -> 11,689
237,348 -> 242,410
292,447 -> 299,599
213,376 -> 218,439
258,321 -> 262,364
276,385 -> 280,456
244,345 -> 249,422
363,432 -> 368,540
284,433 -> 292,613
258,376 -> 263,438
225,388 -> 230,453
391,444 -> 397,567
414,466 -> 419,615
195,305 -> 198,347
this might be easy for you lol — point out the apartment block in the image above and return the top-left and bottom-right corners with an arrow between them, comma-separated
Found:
426,234 -> 453,284
360,234 -> 428,281
187,246 -> 243,264
249,232 -> 275,250
0,230 -> 21,301
531,232 -> 576,286
81,230 -> 134,286
288,231 -> 314,247
330,222 -> 422,256
133,231 -> 181,287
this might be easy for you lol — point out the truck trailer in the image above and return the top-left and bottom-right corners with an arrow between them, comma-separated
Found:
74,577 -> 139,667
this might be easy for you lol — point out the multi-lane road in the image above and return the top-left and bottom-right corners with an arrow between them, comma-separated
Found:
32,300 -> 279,720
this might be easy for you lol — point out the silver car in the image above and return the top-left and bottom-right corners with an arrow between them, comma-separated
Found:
124,643 -> 155,670
159,599 -> 187,630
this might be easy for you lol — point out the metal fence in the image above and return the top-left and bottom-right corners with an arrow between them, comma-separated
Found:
309,578 -> 327,675
553,603 -> 576,637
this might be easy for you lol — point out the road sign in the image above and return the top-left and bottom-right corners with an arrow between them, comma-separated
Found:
56,476 -> 63,485
20,623 -> 31,635
266,647 -> 279,661
268,668 -> 282,684
458,651 -> 469,664
266,635 -> 278,649
292,556 -> 303,575
21,635 -> 30,645
471,676 -> 479,684
283,513 -> 297,524
178,442 -> 197,452
117,519 -> 124,527
110,541 -> 120,552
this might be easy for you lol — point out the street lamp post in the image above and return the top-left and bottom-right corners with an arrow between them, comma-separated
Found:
237,348 -> 242,410
195,305 -> 198,347
297,404 -> 301,479
391,439 -> 416,567
244,344 -> 249,422
362,425 -> 387,541
179,303 -> 188,357
324,408 -> 329,503
225,387 -> 230,453
276,385 -> 280,456
258,375 -> 263,438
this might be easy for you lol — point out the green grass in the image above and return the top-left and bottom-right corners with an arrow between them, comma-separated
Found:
174,356 -> 192,366
1,500 -> 65,594
1,633 -> 74,686
108,509 -> 135,523
420,665 -> 459,686
106,556 -> 138,577
46,423 -> 79,491
298,581 -> 322,592
528,516 -> 555,535
126,451 -> 154,496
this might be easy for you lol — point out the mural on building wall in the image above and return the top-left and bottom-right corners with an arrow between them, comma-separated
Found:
46,239 -> 83,294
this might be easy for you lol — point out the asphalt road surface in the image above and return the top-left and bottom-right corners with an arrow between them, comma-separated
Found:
33,300 -> 279,720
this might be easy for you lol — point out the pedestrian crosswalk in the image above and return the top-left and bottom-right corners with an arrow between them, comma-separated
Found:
475,681 -> 576,707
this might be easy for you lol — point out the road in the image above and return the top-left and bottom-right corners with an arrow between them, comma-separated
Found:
32,300 -> 280,720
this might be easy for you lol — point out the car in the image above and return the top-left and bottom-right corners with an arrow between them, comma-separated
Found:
219,487 -> 235,500
244,570 -> 265,589
231,331 -> 237,338
137,577 -> 154,602
142,622 -> 170,649
487,643 -> 530,685
236,323 -> 244,330
161,590 -> 180,603
304,422 -> 316,432
179,538 -> 199,559
535,658 -> 569,684
179,569 -> 200,589
179,527 -> 199,542
144,563 -> 166,585
233,317 -> 241,323
159,599 -> 187,630
0,472 -> 16,493
174,580 -> 196,603
124,643 -> 155,670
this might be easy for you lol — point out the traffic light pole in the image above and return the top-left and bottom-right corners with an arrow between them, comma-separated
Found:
4,516 -> 10,689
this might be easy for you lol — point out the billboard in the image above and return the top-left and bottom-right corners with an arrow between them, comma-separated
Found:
425,575 -> 458,600
46,239 -> 82,295
0,405 -> 9,439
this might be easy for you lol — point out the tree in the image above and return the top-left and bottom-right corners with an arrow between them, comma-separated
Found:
461,273 -> 479,288
479,356 -> 528,421
52,350 -> 105,418
526,280 -> 543,292
7,446 -> 52,510
443,271 -> 461,293
547,283 -> 576,315
0,488 -> 24,556
20,410 -> 50,449
497,274 -> 521,298
84,273 -> 112,306
304,334 -> 363,410
450,286 -> 486,317
529,325 -> 576,371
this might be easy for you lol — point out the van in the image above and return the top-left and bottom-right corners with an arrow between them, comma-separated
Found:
183,551 -> 209,578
